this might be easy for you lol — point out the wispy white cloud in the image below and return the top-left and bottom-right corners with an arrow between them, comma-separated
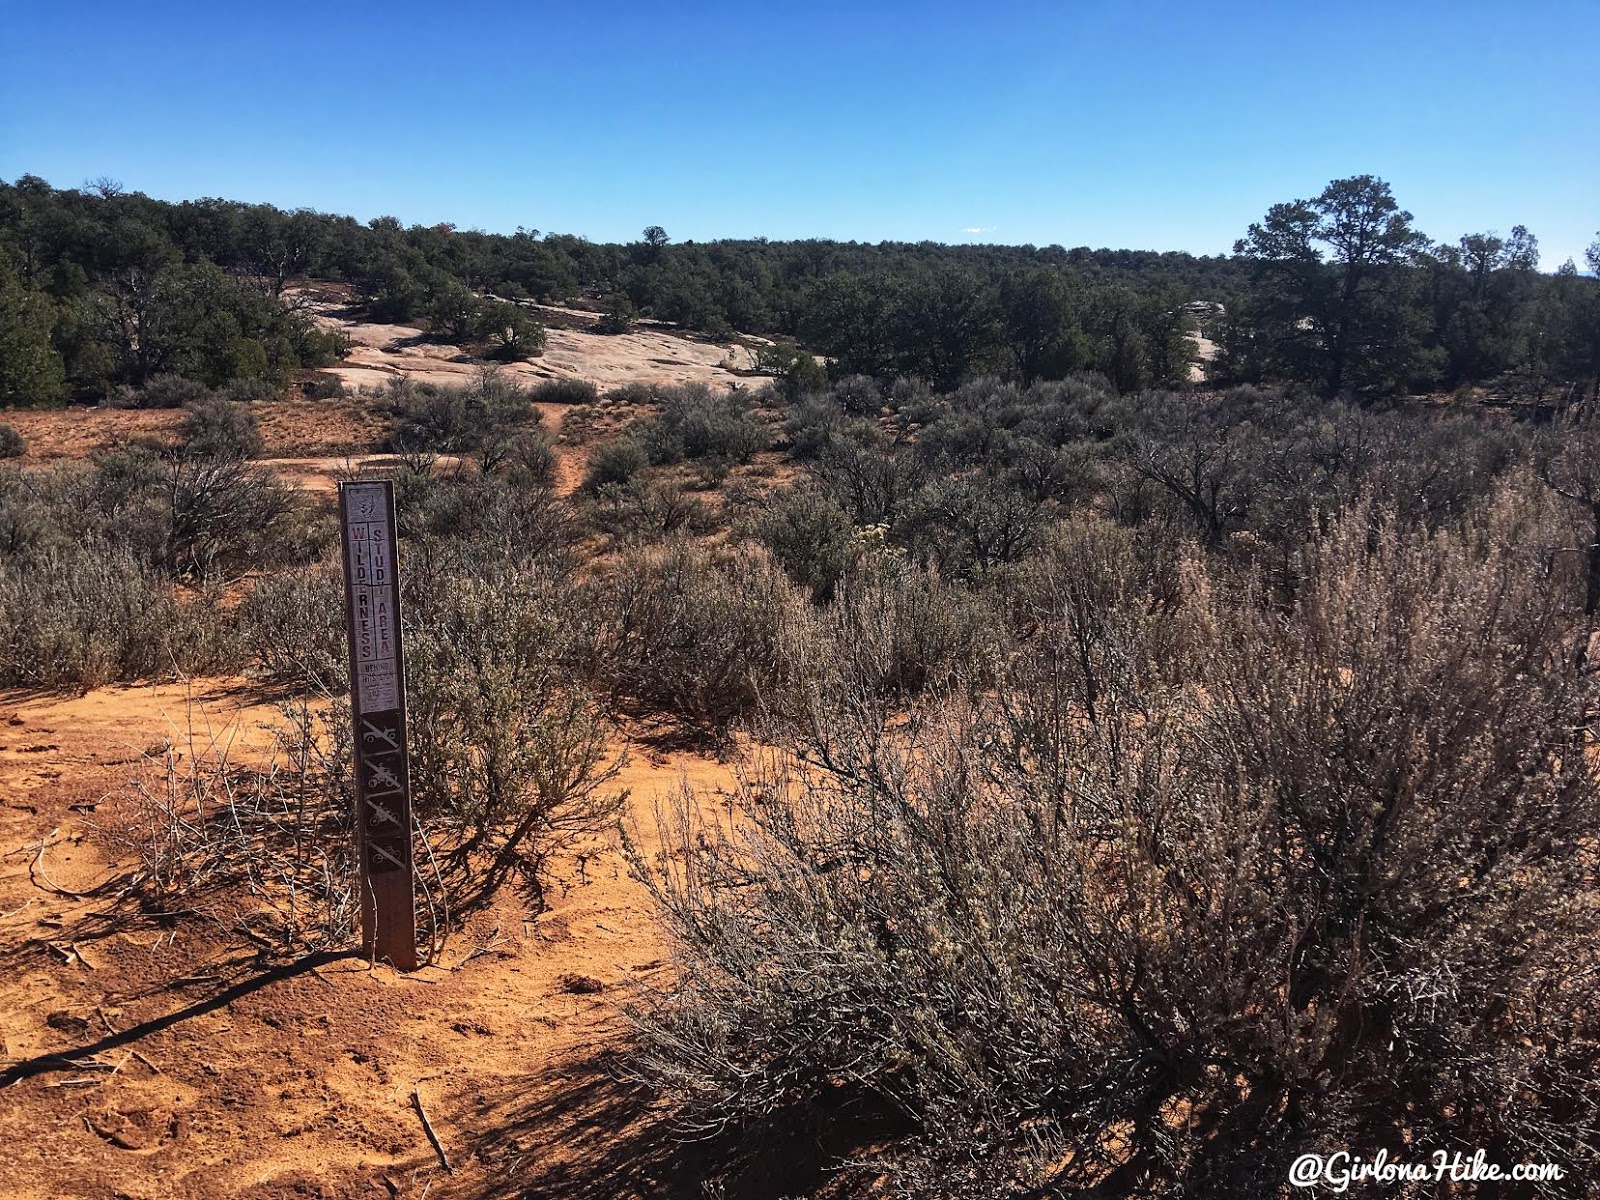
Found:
961,225 -> 990,235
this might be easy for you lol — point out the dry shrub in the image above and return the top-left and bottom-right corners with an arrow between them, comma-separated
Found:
530,376 -> 599,406
627,493 -> 1600,1197
179,395 -> 264,460
0,451 -> 322,686
109,373 -> 211,410
121,526 -> 623,946
115,571 -> 626,949
997,515 -> 1194,725
8,449 -> 317,584
751,486 -> 855,601
240,562 -> 348,692
404,567 -> 626,910
495,427 -> 558,488
151,457 -> 311,579
633,384 -> 771,466
589,477 -> 716,543
394,464 -> 576,573
591,539 -> 813,734
0,542 -> 233,688
582,436 -> 650,493
805,553 -> 1005,714
381,368 -> 538,454
107,698 -> 360,953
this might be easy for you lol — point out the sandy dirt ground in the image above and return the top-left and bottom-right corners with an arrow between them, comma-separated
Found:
0,681 -> 745,1199
1187,333 -> 1218,383
1,400 -> 388,463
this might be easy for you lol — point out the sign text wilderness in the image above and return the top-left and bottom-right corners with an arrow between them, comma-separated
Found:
338,480 -> 418,970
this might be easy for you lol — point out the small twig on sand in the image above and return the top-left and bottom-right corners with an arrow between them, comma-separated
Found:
413,1086 -> 453,1173
30,827 -> 116,900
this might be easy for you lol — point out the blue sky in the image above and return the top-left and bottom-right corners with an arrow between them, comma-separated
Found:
2,1 -> 1596,265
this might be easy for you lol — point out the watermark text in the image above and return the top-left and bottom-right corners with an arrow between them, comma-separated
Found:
1289,1149 -> 1564,1191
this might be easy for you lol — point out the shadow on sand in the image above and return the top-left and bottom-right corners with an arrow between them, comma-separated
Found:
423,1049 -> 909,1199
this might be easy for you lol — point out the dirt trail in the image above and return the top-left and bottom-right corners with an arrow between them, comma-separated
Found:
0,399 -> 588,500
0,681 -> 737,1199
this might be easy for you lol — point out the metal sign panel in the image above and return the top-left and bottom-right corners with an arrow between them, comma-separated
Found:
338,480 -> 417,970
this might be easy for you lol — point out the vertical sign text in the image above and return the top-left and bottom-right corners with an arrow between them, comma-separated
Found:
338,480 -> 417,969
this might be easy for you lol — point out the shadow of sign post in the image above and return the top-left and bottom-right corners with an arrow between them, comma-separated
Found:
338,479 -> 418,970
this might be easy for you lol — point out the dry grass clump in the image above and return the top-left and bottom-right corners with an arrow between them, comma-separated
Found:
107,699 -> 361,953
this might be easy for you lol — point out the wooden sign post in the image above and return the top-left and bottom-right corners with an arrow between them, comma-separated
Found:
338,480 -> 418,970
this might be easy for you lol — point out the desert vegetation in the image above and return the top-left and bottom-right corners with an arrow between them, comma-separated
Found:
3,172 -> 1600,1197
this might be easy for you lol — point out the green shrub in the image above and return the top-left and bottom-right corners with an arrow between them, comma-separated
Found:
393,468 -> 576,574
304,373 -> 346,399
597,291 -> 639,334
750,488 -> 854,601
427,281 -> 483,342
0,424 -> 25,459
218,377 -> 282,404
830,374 -> 883,415
582,437 -> 649,492
634,385 -> 769,465
530,376 -> 599,406
604,381 -> 660,406
240,563 -> 347,692
757,343 -> 829,401
499,428 -> 558,490
382,369 -> 536,454
480,300 -> 547,361
180,396 -> 264,460
295,325 -> 349,367
112,373 -> 211,410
